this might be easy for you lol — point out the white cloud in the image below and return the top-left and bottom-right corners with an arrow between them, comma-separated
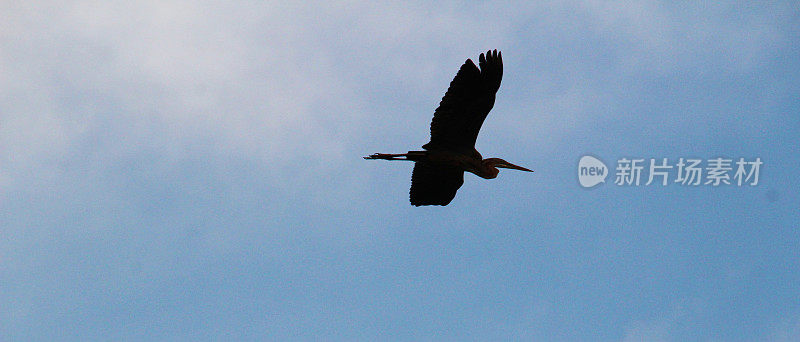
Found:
0,1 -> 789,191
1,2 -> 350,184
581,1 -> 787,73
0,2 -> 797,340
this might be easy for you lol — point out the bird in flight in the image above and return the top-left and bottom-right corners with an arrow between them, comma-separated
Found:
365,50 -> 533,206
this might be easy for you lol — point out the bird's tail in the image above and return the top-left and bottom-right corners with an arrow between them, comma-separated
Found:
363,151 -> 426,161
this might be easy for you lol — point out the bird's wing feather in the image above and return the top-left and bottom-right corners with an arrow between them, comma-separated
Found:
409,162 -> 464,206
423,50 -> 503,153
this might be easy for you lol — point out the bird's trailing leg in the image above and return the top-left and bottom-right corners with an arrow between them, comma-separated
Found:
363,153 -> 409,160
363,151 -> 426,161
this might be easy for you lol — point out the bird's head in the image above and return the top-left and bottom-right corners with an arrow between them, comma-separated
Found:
481,158 -> 534,179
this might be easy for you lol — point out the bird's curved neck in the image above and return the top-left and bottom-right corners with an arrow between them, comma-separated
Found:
473,161 -> 499,179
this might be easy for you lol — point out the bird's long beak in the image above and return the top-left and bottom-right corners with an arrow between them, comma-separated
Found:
497,162 -> 534,172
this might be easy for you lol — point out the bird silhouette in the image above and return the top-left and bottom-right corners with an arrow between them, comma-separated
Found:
365,50 -> 532,206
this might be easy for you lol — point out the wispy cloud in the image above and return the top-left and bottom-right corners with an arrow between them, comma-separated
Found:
1,1 -> 798,340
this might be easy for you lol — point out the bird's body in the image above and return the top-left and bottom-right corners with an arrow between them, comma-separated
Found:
368,149 -> 509,179
365,50 -> 533,206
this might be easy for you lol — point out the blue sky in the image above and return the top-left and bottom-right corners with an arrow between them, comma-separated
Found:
2,1 -> 799,340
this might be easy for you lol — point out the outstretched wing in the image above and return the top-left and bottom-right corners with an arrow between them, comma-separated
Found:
422,50 -> 503,153
409,162 -> 464,206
